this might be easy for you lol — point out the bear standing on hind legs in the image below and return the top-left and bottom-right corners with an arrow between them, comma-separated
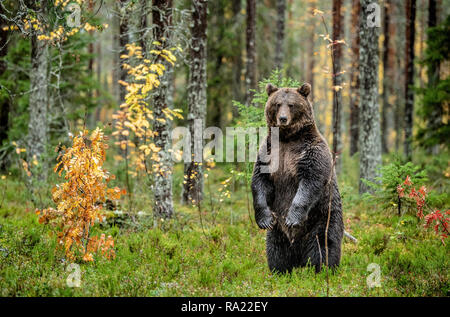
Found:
251,82 -> 344,273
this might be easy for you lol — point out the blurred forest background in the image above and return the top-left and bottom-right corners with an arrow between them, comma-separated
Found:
0,0 -> 449,297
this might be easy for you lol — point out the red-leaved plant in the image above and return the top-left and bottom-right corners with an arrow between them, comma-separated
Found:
397,176 -> 449,244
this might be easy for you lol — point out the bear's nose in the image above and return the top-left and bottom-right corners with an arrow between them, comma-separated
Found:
279,116 -> 288,124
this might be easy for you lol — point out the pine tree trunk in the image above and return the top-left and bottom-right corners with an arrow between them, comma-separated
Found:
231,0 -> 243,106
381,0 -> 393,154
308,23 -> 319,131
332,0 -> 343,173
28,0 -> 49,181
0,5 -> 9,170
359,0 -> 382,194
404,0 -> 416,160
427,0 -> 441,154
394,1 -> 404,152
245,0 -> 256,105
274,0 -> 286,71
182,0 -> 208,205
349,0 -> 360,156
118,0 -> 129,103
152,0 -> 175,218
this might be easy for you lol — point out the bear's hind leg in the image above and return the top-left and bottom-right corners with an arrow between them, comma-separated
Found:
266,229 -> 297,273
301,235 -> 341,273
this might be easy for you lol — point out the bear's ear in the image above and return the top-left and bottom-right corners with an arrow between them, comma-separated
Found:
266,83 -> 278,96
298,83 -> 311,97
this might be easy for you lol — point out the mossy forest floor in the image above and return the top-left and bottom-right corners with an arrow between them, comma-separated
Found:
0,159 -> 448,297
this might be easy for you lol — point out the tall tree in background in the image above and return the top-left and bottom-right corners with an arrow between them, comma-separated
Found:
118,0 -> 129,103
232,0 -> 244,104
307,1 -> 318,130
332,0 -> 343,173
28,0 -> 49,180
427,0 -> 441,154
349,0 -> 360,156
359,0 -> 382,194
152,0 -> 175,218
182,0 -> 208,204
404,0 -> 416,160
381,0 -> 395,154
245,0 -> 256,105
0,4 -> 9,170
274,0 -> 286,71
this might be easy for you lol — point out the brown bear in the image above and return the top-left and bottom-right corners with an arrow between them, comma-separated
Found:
251,82 -> 343,273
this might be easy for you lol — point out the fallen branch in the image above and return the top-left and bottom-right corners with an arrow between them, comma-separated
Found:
344,230 -> 358,243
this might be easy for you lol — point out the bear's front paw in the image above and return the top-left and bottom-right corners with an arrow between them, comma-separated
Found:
285,208 -> 307,228
255,207 -> 274,230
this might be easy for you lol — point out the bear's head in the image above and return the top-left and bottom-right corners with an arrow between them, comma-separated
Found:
264,83 -> 314,137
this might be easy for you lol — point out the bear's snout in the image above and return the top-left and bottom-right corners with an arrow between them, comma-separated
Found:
277,104 -> 291,126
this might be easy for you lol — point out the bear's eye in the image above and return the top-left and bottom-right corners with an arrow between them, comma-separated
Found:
276,103 -> 281,108
288,104 -> 294,108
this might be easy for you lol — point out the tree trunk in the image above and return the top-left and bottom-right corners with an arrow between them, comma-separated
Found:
118,0 -> 129,103
332,0 -> 343,173
28,0 -> 49,181
0,5 -> 9,170
308,17 -> 319,130
231,0 -> 244,106
182,0 -> 208,204
381,0 -> 394,154
404,0 -> 416,160
140,0 -> 148,53
359,0 -> 382,194
427,0 -> 441,154
245,0 -> 256,105
349,0 -> 360,156
274,0 -> 286,71
152,0 -> 175,218
394,1 -> 404,152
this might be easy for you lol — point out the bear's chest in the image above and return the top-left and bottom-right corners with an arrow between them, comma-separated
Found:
269,142 -> 304,182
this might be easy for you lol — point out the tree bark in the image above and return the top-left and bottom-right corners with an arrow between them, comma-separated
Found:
118,0 -> 129,103
182,0 -> 208,204
0,5 -> 9,170
332,0 -> 343,174
245,0 -> 256,105
381,0 -> 394,154
152,0 -> 175,218
349,0 -> 360,156
274,0 -> 286,71
359,0 -> 382,194
28,0 -> 49,180
427,0 -> 441,154
404,0 -> 416,160
231,0 -> 244,106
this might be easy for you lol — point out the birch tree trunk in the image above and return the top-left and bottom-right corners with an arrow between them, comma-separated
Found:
152,0 -> 175,218
28,0 -> 49,181
182,0 -> 208,204
404,0 -> 416,160
245,0 -> 256,105
349,0 -> 360,156
359,0 -> 382,194
274,0 -> 286,71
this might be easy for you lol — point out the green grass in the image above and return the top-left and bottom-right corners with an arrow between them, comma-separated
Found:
0,160 -> 449,297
